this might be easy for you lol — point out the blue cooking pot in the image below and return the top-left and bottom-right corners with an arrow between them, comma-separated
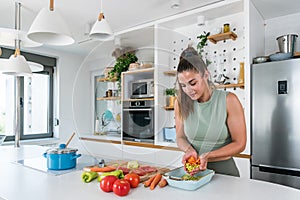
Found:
43,145 -> 81,170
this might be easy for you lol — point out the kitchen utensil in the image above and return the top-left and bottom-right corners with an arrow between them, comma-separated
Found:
58,132 -> 76,149
269,52 -> 293,61
163,167 -> 214,190
43,145 -> 81,170
0,135 -> 6,145
276,34 -> 298,54
65,132 -> 75,147
253,56 -> 269,64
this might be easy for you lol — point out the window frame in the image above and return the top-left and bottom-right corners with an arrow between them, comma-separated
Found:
0,47 -> 56,141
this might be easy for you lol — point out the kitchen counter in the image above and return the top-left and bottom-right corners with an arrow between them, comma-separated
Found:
0,145 -> 299,200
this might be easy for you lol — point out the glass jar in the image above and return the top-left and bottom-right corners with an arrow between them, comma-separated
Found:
223,23 -> 230,33
107,89 -> 112,97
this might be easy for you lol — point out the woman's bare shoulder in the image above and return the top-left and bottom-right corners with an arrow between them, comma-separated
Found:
225,92 -> 243,113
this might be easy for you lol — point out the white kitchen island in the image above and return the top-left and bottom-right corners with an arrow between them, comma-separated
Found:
0,145 -> 299,200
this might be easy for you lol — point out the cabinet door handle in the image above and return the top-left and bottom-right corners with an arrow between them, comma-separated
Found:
123,108 -> 152,111
258,164 -> 300,177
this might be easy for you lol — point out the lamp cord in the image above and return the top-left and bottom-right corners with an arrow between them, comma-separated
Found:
14,2 -> 21,55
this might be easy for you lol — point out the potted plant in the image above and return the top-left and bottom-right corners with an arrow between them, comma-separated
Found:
196,31 -> 211,66
109,52 -> 138,90
165,88 -> 177,108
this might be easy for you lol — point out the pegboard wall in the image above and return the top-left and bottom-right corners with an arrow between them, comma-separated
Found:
167,12 -> 246,104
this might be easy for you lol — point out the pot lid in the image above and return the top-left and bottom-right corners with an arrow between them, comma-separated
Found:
45,146 -> 78,154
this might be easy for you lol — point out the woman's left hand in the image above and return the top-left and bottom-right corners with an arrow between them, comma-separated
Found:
199,152 -> 209,171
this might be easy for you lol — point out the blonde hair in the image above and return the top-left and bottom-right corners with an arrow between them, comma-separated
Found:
176,46 -> 213,119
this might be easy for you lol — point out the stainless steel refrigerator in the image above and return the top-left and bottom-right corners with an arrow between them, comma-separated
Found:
251,58 -> 300,189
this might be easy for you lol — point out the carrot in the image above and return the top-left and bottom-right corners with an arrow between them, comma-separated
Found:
187,156 -> 196,163
89,166 -> 116,172
144,174 -> 156,187
150,173 -> 162,190
158,178 -> 168,188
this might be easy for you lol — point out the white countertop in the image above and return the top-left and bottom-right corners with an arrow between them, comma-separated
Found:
0,145 -> 299,200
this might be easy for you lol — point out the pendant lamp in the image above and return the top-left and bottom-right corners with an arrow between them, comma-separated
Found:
27,0 -> 74,46
0,2 -> 43,75
2,48 -> 32,76
89,0 -> 113,41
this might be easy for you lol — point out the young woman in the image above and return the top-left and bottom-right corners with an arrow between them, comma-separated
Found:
175,46 -> 246,176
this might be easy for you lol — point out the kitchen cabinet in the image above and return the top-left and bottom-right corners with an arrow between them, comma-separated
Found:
93,73 -> 121,136
121,68 -> 155,101
121,68 -> 155,144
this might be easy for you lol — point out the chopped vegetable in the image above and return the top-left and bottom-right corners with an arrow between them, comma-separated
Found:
185,156 -> 201,173
181,174 -> 202,181
90,166 -> 116,172
127,160 -> 139,169
81,171 -> 98,183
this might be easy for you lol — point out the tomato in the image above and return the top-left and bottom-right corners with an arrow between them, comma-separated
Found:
100,175 -> 118,192
113,179 -> 130,196
124,173 -> 140,188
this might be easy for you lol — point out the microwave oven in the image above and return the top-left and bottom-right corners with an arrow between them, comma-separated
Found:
131,79 -> 154,99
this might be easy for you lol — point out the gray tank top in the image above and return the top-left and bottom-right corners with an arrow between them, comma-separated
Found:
184,90 -> 232,155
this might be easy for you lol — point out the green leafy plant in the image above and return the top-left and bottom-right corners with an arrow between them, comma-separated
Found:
109,52 -> 138,90
165,88 -> 177,96
196,31 -> 210,54
196,31 -> 211,66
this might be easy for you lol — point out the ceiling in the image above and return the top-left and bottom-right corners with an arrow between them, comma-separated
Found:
0,0 -> 300,57
251,0 -> 300,20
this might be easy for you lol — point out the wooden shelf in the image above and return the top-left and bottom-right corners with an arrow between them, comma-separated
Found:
207,31 -> 237,44
97,77 -> 117,82
122,68 -> 154,75
97,96 -> 121,101
163,70 -> 177,76
164,106 -> 174,110
294,52 -> 300,57
215,83 -> 244,89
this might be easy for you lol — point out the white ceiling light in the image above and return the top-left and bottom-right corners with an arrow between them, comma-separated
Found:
0,57 -> 43,74
27,0 -> 74,46
2,48 -> 32,76
0,2 -> 43,76
89,0 -> 113,41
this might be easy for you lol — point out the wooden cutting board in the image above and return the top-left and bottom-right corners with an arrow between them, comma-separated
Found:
107,160 -> 170,182
84,160 -> 170,183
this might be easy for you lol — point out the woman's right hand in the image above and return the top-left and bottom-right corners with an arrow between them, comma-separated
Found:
182,147 -> 198,164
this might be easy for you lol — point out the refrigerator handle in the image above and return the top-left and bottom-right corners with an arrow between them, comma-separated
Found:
259,164 -> 300,177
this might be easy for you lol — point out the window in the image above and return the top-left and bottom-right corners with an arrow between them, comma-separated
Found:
0,47 -> 56,142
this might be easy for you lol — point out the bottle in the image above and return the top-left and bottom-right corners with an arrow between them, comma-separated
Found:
107,89 -> 112,97
238,62 -> 244,84
223,23 -> 230,33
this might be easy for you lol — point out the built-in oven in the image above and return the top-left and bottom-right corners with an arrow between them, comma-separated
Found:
122,100 -> 154,143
